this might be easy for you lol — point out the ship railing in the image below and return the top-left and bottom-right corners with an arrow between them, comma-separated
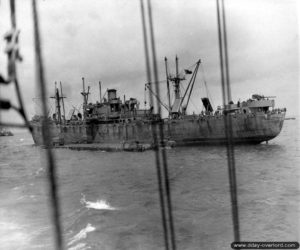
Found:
269,108 -> 286,115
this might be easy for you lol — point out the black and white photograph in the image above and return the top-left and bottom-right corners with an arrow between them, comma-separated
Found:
0,0 -> 299,249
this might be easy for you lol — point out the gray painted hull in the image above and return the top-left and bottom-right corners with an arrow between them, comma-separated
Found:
31,112 -> 285,146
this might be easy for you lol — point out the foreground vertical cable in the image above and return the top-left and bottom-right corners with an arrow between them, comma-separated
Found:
140,1 -> 169,249
216,0 -> 240,245
147,1 -> 177,250
32,0 -> 64,249
140,0 -> 176,249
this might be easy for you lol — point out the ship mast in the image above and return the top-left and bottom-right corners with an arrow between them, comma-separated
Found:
174,55 -> 182,99
50,81 -> 62,124
164,57 -> 171,117
56,86 -> 61,124
180,59 -> 201,113
81,77 -> 90,118
168,57 -> 201,116
59,81 -> 66,123
168,56 -> 185,115
99,81 -> 102,103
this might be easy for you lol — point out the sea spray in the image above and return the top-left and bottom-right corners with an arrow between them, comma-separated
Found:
67,223 -> 95,247
80,193 -> 117,210
68,242 -> 89,250
0,221 -> 30,248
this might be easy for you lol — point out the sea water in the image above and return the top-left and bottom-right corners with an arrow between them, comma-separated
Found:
0,118 -> 299,250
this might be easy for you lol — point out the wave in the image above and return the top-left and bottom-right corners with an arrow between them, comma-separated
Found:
67,223 -> 95,248
16,194 -> 36,201
80,194 -> 117,210
68,242 -> 88,250
34,167 -> 45,177
0,221 -> 30,248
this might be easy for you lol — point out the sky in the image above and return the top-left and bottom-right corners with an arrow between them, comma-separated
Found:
0,0 -> 299,123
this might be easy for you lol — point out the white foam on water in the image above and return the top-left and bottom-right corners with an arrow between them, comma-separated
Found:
68,242 -> 90,250
67,223 -> 95,247
17,195 -> 25,200
0,222 -> 31,248
35,167 -> 45,176
30,225 -> 51,237
16,194 -> 36,201
80,194 -> 117,210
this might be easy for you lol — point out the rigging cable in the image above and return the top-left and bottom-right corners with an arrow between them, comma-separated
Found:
144,84 -> 147,108
200,64 -> 215,109
147,0 -> 177,248
140,0 -> 177,249
140,1 -> 169,249
216,0 -> 240,246
179,82 -> 200,114
32,0 -> 64,249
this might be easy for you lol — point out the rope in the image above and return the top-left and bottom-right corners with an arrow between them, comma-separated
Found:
32,1 -> 64,249
147,0 -> 177,248
179,82 -> 200,114
216,0 -> 240,246
200,64 -> 215,109
140,1 -> 169,249
140,1 -> 177,249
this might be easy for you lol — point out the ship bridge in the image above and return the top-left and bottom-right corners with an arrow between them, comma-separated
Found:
242,94 -> 275,113
223,94 -> 276,114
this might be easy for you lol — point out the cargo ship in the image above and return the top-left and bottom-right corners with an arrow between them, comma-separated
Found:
30,58 -> 286,148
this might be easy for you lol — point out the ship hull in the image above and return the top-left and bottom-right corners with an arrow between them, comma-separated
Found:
164,113 -> 284,145
31,112 -> 285,147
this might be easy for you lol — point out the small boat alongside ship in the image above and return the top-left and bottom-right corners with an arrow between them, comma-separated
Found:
0,128 -> 13,136
30,57 -> 286,149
